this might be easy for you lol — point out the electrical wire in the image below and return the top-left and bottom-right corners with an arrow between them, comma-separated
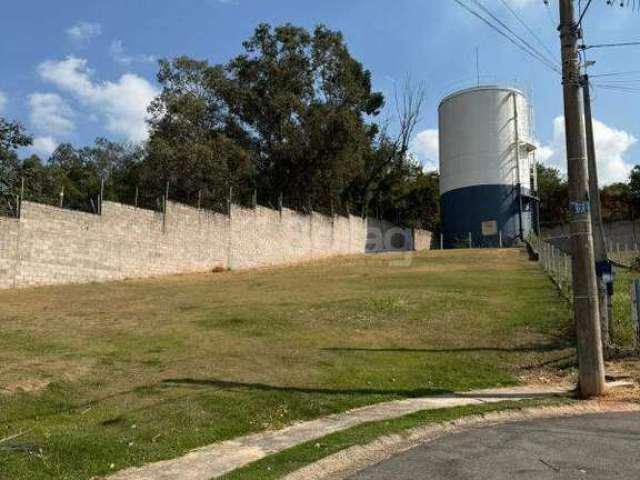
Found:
584,41 -> 640,49
605,0 -> 640,12
578,0 -> 594,26
499,0 -> 558,62
593,83 -> 640,94
590,69 -> 640,78
544,0 -> 559,31
469,0 -> 561,70
589,78 -> 640,83
453,0 -> 561,75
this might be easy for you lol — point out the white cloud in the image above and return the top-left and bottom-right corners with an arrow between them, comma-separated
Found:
411,129 -> 440,170
37,56 -> 159,143
539,116 -> 637,185
536,144 -> 555,164
31,136 -> 59,158
0,91 -> 7,113
66,21 -> 102,45
109,40 -> 156,65
28,93 -> 75,136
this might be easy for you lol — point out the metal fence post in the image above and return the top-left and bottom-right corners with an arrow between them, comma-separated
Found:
162,181 -> 169,233
18,177 -> 25,218
468,232 -> 472,249
59,186 -> 64,208
99,177 -> 104,215
631,279 -> 640,349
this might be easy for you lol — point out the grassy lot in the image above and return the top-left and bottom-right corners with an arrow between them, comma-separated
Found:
613,267 -> 639,348
0,249 -> 572,479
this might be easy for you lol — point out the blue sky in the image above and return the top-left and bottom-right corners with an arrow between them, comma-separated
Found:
0,0 -> 638,184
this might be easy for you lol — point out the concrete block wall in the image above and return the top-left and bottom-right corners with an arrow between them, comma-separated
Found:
366,218 -> 432,253
0,199 -> 383,289
0,217 -> 20,289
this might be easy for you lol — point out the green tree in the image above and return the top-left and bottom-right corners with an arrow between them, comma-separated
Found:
0,118 -> 31,156
629,165 -> 640,194
601,182 -> 632,222
536,164 -> 569,229
147,24 -> 385,213
0,117 -> 32,215
227,24 -> 384,211
373,156 -> 439,231
146,57 -> 253,210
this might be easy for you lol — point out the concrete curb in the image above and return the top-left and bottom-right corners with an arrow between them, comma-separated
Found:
106,384 -> 575,480
283,400 -> 640,480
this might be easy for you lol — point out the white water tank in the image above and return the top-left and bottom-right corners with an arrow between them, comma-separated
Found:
439,86 -> 538,247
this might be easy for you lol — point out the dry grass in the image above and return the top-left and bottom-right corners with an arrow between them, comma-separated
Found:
0,248 -> 572,479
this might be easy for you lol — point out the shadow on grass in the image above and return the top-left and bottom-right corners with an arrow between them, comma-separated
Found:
161,378 -> 451,398
321,344 -> 571,354
160,378 -> 564,400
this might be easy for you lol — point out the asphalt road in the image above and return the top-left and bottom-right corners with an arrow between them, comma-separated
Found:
349,413 -> 640,479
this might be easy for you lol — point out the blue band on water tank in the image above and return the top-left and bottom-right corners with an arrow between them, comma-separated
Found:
441,184 -> 533,248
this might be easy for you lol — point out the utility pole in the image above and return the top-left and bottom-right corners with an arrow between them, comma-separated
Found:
582,74 -> 613,355
558,0 -> 606,398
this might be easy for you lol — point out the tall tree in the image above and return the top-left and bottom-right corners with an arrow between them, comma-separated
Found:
0,117 -> 32,215
147,24 -> 385,213
146,57 -> 254,210
226,23 -> 384,211
355,79 -> 425,217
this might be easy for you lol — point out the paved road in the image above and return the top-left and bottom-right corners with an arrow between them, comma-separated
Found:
349,413 -> 640,479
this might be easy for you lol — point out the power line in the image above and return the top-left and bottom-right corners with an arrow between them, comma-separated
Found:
578,0 -> 594,25
469,0 -> 561,69
499,0 -> 558,62
544,0 -> 559,30
583,41 -> 640,49
592,83 -> 640,94
590,69 -> 640,77
590,78 -> 640,83
605,0 -> 640,12
453,0 -> 561,74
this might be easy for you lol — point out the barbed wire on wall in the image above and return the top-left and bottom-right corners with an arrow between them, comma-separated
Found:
0,176 -> 372,225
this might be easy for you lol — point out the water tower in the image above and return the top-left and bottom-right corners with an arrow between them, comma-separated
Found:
438,86 -> 540,248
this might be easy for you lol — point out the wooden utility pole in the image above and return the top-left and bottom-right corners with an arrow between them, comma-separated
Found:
558,0 -> 606,398
582,74 -> 613,354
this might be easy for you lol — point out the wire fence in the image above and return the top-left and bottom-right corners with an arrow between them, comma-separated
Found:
531,235 -> 640,353
0,192 -> 20,218
607,240 -> 640,268
0,176 -> 381,225
529,236 -> 573,300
